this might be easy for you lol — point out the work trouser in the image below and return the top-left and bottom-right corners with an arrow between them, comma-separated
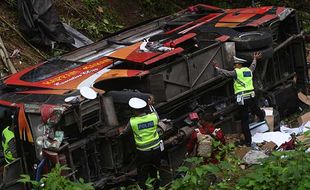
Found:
136,147 -> 161,190
239,97 -> 265,145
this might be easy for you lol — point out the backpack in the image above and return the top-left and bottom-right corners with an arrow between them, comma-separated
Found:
195,129 -> 213,158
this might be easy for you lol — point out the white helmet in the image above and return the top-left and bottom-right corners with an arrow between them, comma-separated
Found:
129,97 -> 147,109
233,56 -> 247,64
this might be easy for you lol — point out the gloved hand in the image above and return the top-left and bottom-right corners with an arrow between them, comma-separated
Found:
212,61 -> 219,69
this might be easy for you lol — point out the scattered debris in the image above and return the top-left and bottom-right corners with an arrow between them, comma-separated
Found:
303,121 -> 310,132
249,121 -> 269,136
280,124 -> 304,135
63,23 -> 94,48
298,92 -> 310,106
252,132 -> 291,147
297,133 -> 310,148
242,150 -> 268,165
262,107 -> 274,131
260,141 -> 277,154
9,49 -> 20,58
298,112 -> 310,126
0,35 -> 16,74
278,137 -> 296,150
235,146 -> 251,159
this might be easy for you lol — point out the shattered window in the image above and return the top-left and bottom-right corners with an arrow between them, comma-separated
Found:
20,59 -> 85,82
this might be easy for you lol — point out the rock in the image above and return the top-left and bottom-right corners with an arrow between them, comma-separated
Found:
242,150 -> 268,165
240,164 -> 246,170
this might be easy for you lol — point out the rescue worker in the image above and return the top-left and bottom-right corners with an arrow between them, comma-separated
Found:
119,97 -> 162,189
214,52 -> 265,146
186,113 -> 225,163
2,124 -> 17,163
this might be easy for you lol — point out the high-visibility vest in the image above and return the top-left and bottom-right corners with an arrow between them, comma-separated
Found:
234,67 -> 254,94
2,126 -> 15,163
130,112 -> 160,151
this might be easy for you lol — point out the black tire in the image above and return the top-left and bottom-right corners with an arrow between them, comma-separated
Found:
231,31 -> 273,51
236,46 -> 273,61
107,39 -> 135,46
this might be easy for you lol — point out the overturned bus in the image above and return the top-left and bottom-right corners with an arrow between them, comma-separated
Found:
0,4 -> 308,189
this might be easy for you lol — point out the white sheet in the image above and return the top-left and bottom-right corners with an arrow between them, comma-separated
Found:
252,132 -> 291,147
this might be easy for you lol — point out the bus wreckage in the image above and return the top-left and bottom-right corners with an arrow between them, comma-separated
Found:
0,4 -> 308,189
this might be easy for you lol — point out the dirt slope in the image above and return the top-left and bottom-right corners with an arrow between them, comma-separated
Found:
0,0 -> 180,74
0,2 -> 45,74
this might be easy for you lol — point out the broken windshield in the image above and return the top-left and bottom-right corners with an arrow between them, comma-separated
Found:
20,59 -> 85,82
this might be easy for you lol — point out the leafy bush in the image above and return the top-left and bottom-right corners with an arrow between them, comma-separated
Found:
4,0 -> 17,7
83,0 -> 100,9
18,164 -> 94,190
141,0 -> 179,18
61,0 -> 123,40
112,137 -> 310,190
170,157 -> 213,190
236,148 -> 310,190
168,144 -> 310,190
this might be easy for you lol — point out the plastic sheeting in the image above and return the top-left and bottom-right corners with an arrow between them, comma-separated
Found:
252,132 -> 291,147
18,0 -> 74,46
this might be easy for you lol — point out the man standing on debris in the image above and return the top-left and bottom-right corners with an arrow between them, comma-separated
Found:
214,52 -> 265,146
119,97 -> 162,189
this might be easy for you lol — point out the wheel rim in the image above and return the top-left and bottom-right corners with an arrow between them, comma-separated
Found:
239,32 -> 263,41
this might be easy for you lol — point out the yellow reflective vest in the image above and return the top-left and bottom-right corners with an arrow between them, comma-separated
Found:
130,113 -> 160,151
234,67 -> 254,94
2,126 -> 15,163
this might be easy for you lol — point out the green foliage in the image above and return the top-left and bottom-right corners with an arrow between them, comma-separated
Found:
80,18 -> 122,35
140,0 -> 180,18
300,12 -> 310,33
170,143 -> 244,190
120,184 -> 143,190
170,143 -> 310,190
212,139 -> 234,161
52,48 -> 67,57
233,132 -> 310,190
62,0 -> 123,40
18,164 -> 94,190
170,157 -> 213,190
207,143 -> 245,190
236,149 -> 310,190
120,177 -> 159,190
120,137 -> 310,190
83,0 -> 100,9
4,0 -> 17,7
